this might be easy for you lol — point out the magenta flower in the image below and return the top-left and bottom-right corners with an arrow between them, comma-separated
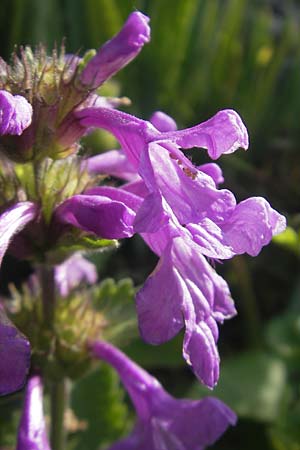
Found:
80,12 -> 150,89
91,340 -> 237,450
78,108 -> 285,387
0,90 -> 32,136
0,202 -> 38,266
74,106 -> 249,166
0,9 -> 286,396
54,253 -> 98,297
16,375 -> 50,450
136,235 -> 235,388
0,307 -> 30,395
86,150 -> 138,181
54,185 -> 142,239
0,203 -> 34,395
0,12 -> 151,397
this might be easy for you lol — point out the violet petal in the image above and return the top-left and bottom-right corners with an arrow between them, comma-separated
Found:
150,111 -> 177,132
91,340 -> 236,450
56,189 -> 140,239
187,197 -> 286,259
55,253 -> 98,297
136,236 -> 236,387
16,375 -> 50,450
0,90 -> 32,136
136,142 -> 236,229
160,109 -> 249,159
198,163 -> 224,186
75,107 -> 248,166
80,12 -> 150,88
0,202 -> 38,266
85,149 -> 138,181
0,308 -> 31,395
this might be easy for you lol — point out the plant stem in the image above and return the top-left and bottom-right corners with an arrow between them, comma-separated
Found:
50,380 -> 67,450
40,265 -> 56,328
40,265 -> 67,450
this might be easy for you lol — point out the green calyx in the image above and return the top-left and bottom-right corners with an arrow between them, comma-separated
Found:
0,154 -> 117,263
0,44 -> 88,162
6,276 -> 137,381
7,283 -> 101,380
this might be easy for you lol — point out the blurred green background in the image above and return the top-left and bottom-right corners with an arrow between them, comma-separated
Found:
1,0 -> 300,449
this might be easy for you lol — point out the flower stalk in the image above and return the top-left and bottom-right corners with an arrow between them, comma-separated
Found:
50,379 -> 67,450
40,265 -> 56,329
40,265 -> 67,450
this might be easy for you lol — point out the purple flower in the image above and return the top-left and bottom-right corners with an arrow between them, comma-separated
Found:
16,375 -> 50,450
74,106 -> 248,166
54,253 -> 98,297
91,340 -> 237,450
149,111 -> 177,132
55,186 -> 142,239
0,307 -> 30,395
0,193 -> 139,395
74,107 -> 285,387
0,90 -> 32,136
187,196 -> 286,259
86,149 -> 139,181
136,235 -> 236,388
0,204 -> 35,396
80,12 -> 150,89
0,202 -> 38,266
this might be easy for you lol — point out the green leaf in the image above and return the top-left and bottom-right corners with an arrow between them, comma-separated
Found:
47,232 -> 118,264
272,227 -> 300,256
270,402 -> 300,450
189,351 -> 287,422
70,364 -> 130,450
266,313 -> 300,365
92,278 -> 137,345
0,392 -> 22,448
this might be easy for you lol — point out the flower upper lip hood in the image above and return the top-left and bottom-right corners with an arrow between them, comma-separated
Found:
74,107 -> 249,167
80,11 -> 150,89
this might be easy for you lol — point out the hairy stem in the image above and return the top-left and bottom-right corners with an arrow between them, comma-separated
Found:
40,265 -> 56,328
50,380 -> 67,450
40,265 -> 67,450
